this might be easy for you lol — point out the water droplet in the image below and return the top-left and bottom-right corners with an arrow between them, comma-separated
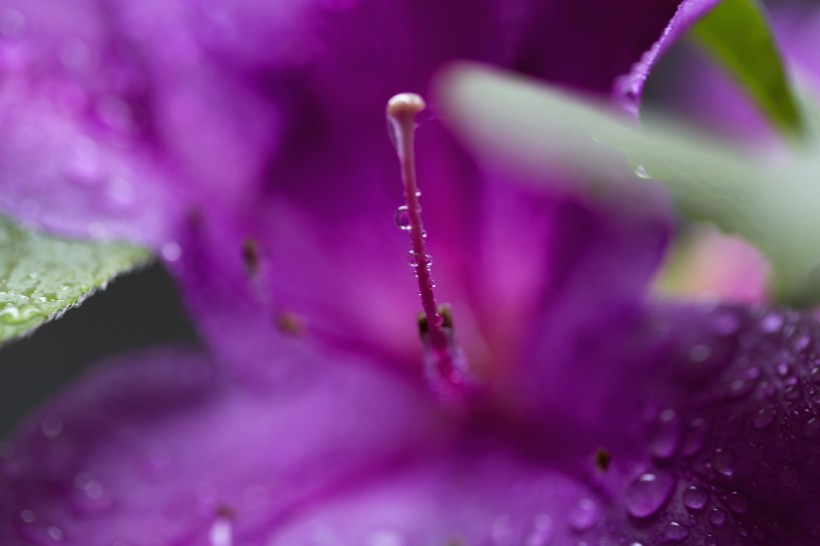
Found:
784,385 -> 801,400
526,515 -> 553,546
0,8 -> 25,38
713,449 -> 734,477
491,514 -> 514,545
709,309 -> 740,335
810,367 -> 820,385
682,485 -> 708,510
753,407 -> 776,429
804,417 -> 820,438
65,139 -> 104,187
776,362 -> 792,377
779,465 -> 798,487
161,242 -> 182,262
633,164 -> 652,179
727,491 -> 748,513
569,497 -> 599,531
625,471 -> 674,518
663,522 -> 689,542
368,530 -> 403,546
0,304 -> 39,324
40,417 -> 63,439
60,39 -> 90,72
681,418 -> 708,456
689,344 -> 711,363
394,206 -> 412,230
97,95 -> 134,132
71,472 -> 113,516
47,526 -> 63,542
105,176 -> 134,211
793,334 -> 811,353
649,409 -> 679,460
727,377 -> 754,399
760,313 -> 783,333
708,507 -> 726,525
407,250 -> 419,267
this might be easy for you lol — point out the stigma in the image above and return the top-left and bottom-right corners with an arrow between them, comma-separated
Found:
386,93 -> 472,403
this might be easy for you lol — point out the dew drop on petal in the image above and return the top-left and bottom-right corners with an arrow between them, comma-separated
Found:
803,418 -> 820,438
649,409 -> 679,460
709,309 -> 740,335
491,514 -> 514,546
709,507 -> 727,526
0,8 -> 25,38
779,465 -> 798,488
368,530 -> 403,546
625,471 -> 675,518
727,491 -> 748,514
793,334 -> 811,353
40,417 -> 63,439
727,378 -> 754,399
689,344 -> 711,363
760,313 -> 783,333
713,449 -> 734,477
19,509 -> 35,524
681,418 -> 709,456
682,485 -> 708,510
569,497 -> 599,531
663,522 -> 689,542
526,514 -> 553,546
161,242 -> 182,262
47,526 -> 63,542
753,407 -> 776,429
393,206 -> 412,231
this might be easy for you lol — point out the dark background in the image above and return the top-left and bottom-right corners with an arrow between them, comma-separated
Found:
0,263 -> 199,439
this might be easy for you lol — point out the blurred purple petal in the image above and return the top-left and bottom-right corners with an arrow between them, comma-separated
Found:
0,346 -> 446,546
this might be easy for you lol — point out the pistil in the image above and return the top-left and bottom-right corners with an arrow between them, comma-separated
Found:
387,93 -> 471,401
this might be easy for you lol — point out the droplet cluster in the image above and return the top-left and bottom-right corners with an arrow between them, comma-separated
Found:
617,304 -> 820,544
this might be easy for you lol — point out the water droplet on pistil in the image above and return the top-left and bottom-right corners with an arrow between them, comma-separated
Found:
394,205 -> 412,231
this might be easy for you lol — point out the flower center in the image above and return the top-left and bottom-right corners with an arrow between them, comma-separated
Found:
386,93 -> 473,403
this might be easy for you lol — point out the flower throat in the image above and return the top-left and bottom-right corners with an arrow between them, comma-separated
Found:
386,93 -> 472,403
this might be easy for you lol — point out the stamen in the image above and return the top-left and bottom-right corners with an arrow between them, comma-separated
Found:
387,93 -> 471,401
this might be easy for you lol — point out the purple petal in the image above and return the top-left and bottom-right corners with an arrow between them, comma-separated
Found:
506,0 -> 694,94
619,304 -> 820,544
614,0 -> 721,115
267,451 -> 612,546
0,0 -> 702,330
0,0 -> 279,244
0,346 -> 446,546
261,304 -> 820,546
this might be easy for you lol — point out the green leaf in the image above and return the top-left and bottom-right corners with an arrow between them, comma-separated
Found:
691,0 -> 804,138
436,64 -> 820,307
0,216 -> 150,343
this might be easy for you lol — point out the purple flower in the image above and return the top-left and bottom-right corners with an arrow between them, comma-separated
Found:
0,0 -> 706,368
5,0 -> 818,545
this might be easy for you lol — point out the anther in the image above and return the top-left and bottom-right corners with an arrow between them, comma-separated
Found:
242,239 -> 260,276
387,93 -> 472,402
